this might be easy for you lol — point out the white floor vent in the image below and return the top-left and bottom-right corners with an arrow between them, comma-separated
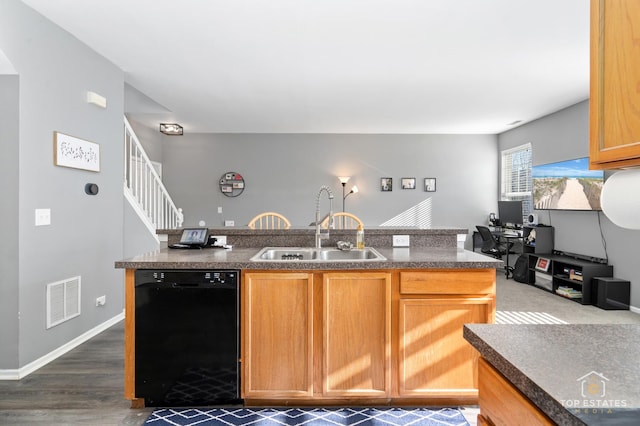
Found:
46,276 -> 81,329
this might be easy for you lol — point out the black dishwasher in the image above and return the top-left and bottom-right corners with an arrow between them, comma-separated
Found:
135,270 -> 240,406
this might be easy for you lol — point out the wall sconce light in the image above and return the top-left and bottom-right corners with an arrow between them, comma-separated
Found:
86,91 -> 107,108
159,123 -> 184,136
338,176 -> 359,212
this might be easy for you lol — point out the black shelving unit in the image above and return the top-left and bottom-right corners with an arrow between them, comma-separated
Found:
522,226 -> 554,284
527,253 -> 613,305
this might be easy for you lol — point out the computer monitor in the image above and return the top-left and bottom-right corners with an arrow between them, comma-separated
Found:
498,200 -> 523,228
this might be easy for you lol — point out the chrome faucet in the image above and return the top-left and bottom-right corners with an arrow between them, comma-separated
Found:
315,185 -> 334,248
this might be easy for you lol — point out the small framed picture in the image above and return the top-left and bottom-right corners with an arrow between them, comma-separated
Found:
401,177 -> 416,189
535,257 -> 550,272
380,177 -> 392,191
424,178 -> 437,192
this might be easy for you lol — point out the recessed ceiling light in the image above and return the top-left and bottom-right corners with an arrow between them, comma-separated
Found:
159,123 -> 183,136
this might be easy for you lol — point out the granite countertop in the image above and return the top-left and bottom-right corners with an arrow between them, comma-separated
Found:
115,246 -> 502,270
464,324 -> 640,425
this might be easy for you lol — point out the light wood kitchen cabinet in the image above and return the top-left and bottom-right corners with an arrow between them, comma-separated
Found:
398,298 -> 492,397
397,270 -> 495,402
322,272 -> 391,398
589,0 -> 640,169
242,268 -> 494,405
477,357 -> 554,426
242,272 -> 314,398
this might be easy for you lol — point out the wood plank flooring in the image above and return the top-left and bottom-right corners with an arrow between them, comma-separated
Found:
0,321 -> 151,425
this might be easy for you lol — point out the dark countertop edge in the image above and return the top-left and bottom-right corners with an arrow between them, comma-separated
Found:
115,247 -> 503,270
115,260 -> 501,270
463,325 -> 586,426
157,227 -> 468,235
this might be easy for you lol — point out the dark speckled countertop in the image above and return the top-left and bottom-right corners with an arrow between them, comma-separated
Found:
464,324 -> 640,425
115,246 -> 501,270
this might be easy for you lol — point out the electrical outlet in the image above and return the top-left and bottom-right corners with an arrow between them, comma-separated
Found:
212,235 -> 227,245
393,235 -> 410,247
224,220 -> 235,227
35,208 -> 51,226
217,206 -> 223,214
95,295 -> 106,307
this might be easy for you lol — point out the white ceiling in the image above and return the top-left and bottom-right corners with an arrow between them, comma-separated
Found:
20,0 -> 590,134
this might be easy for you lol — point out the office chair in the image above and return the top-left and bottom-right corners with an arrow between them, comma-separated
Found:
476,225 -> 515,278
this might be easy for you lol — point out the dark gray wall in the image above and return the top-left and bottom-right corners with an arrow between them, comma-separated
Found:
0,75 -> 19,367
161,133 -> 498,247
0,0 -> 125,368
499,100 -> 640,309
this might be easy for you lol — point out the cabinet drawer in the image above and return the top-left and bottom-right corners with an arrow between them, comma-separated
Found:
400,270 -> 495,295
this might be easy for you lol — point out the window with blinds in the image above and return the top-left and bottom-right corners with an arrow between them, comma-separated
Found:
501,143 -> 532,219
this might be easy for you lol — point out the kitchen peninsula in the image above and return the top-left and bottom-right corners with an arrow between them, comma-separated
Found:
116,227 -> 502,408
464,324 -> 640,425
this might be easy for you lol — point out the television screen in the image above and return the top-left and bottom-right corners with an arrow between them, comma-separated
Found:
532,157 -> 604,211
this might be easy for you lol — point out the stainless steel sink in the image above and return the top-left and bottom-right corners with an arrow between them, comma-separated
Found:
252,247 -> 317,261
315,248 -> 385,261
250,247 -> 386,262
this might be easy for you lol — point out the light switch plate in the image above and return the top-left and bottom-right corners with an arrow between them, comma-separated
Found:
393,235 -> 410,247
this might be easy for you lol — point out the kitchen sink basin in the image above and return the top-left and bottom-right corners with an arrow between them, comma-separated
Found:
315,248 -> 385,261
252,247 -> 317,261
250,247 -> 386,262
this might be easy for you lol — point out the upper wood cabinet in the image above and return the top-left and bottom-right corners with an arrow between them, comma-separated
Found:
589,0 -> 640,169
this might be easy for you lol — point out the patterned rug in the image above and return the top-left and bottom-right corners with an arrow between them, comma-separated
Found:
144,407 -> 469,426
496,310 -> 568,324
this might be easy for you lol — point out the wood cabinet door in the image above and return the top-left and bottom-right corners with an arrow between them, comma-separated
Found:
478,358 -> 554,425
590,0 -> 640,169
398,297 -> 492,397
242,272 -> 314,398
322,272 -> 392,397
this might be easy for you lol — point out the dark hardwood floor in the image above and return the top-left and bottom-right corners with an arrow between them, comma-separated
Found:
0,321 -> 151,425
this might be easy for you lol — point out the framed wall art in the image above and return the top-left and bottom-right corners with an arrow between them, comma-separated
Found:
424,178 -> 437,192
401,177 -> 416,189
380,177 -> 392,191
54,131 -> 100,172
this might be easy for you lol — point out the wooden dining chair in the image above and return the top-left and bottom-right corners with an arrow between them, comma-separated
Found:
322,212 -> 363,229
247,212 -> 291,229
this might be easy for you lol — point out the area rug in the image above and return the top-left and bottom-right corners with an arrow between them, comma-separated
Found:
496,310 -> 568,324
144,407 -> 469,426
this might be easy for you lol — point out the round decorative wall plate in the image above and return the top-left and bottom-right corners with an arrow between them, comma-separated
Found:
219,172 -> 245,197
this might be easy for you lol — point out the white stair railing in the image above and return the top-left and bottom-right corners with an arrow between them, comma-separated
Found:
124,117 -> 183,238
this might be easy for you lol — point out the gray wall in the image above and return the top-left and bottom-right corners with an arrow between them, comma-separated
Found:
161,133 -> 498,246
0,0 -> 125,368
0,75 -> 19,367
499,100 -> 640,308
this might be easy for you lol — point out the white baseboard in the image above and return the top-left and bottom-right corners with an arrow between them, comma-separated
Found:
630,305 -> 640,315
0,311 -> 124,380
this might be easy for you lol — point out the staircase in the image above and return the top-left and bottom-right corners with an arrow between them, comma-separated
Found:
124,117 -> 183,241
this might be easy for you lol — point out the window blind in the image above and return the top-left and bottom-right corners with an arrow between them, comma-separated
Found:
501,143 -> 532,218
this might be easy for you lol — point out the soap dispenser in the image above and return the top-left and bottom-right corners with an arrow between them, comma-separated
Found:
356,224 -> 365,249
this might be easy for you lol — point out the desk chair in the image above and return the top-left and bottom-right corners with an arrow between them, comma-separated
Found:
248,212 -> 291,230
476,225 -> 515,278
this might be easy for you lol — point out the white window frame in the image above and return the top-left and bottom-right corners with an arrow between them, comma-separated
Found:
500,143 -> 532,219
